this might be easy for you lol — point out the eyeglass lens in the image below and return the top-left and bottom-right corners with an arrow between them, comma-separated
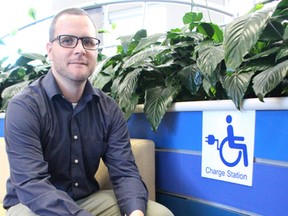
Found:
59,35 -> 99,50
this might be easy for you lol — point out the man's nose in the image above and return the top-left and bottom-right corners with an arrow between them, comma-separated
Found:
74,39 -> 86,53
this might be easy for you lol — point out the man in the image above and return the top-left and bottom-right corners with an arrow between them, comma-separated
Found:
3,8 -> 173,216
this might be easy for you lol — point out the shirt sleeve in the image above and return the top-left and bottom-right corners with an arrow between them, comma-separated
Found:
102,98 -> 148,215
5,99 -> 93,216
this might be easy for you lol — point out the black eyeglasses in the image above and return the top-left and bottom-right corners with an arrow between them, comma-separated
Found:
51,35 -> 100,50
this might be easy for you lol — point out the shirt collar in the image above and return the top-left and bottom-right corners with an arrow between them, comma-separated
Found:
42,69 -> 100,100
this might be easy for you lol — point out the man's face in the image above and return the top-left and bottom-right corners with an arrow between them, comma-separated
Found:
46,14 -> 98,83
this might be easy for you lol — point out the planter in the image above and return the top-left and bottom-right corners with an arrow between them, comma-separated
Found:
127,97 -> 288,216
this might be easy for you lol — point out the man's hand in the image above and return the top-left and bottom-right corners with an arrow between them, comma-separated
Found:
129,210 -> 144,216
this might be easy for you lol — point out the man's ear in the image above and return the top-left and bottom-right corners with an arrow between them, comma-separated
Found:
46,42 -> 53,61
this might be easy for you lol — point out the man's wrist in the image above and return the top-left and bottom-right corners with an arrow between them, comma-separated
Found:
128,210 -> 144,216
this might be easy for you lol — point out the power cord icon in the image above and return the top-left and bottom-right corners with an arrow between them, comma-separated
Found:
205,115 -> 248,167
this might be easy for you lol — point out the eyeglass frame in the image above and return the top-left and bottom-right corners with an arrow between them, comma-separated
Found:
50,34 -> 101,51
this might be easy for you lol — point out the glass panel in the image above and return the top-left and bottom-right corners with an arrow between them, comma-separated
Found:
1,0 -> 269,63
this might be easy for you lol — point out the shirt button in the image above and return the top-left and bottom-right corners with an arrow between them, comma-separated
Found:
73,135 -> 78,140
75,182 -> 79,187
74,159 -> 79,164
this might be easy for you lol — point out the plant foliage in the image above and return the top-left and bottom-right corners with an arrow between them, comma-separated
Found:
0,53 -> 51,111
1,0 -> 288,132
91,0 -> 288,131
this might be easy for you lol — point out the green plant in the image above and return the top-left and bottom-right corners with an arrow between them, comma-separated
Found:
90,0 -> 288,132
0,6 -> 50,110
0,53 -> 51,111
1,1 -> 287,132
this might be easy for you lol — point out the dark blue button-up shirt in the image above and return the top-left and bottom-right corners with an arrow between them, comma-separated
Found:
3,70 -> 148,216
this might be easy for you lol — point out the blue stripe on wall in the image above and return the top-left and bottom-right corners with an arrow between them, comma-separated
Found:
1,109 -> 287,161
0,118 -> 4,137
255,110 -> 288,161
157,193 -> 248,216
128,112 -> 203,151
156,151 -> 288,216
128,110 -> 288,162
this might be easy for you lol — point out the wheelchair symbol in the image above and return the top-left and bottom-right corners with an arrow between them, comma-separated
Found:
205,115 -> 248,167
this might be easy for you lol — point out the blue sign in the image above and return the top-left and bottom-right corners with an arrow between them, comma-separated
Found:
202,111 -> 255,186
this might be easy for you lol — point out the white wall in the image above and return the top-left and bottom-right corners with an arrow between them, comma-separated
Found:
0,0 -> 263,63
51,0 -> 93,12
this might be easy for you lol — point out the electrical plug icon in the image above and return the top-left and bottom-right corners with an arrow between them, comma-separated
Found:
205,134 -> 218,145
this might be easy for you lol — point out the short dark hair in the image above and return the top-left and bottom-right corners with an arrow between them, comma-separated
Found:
49,8 -> 97,41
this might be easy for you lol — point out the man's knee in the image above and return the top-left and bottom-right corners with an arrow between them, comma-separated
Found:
6,203 -> 39,216
147,200 -> 174,216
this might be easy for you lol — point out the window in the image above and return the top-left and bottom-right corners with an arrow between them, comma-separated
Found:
0,0 -> 265,64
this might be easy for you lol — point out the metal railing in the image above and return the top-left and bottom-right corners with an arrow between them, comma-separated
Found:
1,0 -> 235,40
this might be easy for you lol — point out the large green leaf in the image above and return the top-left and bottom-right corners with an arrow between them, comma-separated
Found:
133,33 -> 166,53
8,67 -> 26,81
275,46 -> 288,62
283,26 -> 288,40
210,23 -> 224,43
90,56 -> 114,86
238,59 -> 272,73
122,94 -> 139,120
111,75 -> 123,97
182,12 -> 203,24
132,29 -> 147,42
196,41 -> 224,82
222,71 -> 254,109
121,29 -> 148,55
197,22 -> 224,43
244,46 -> 280,62
259,20 -> 284,41
92,56 -> 113,76
33,64 -> 50,74
202,77 -> 215,97
177,64 -> 202,94
197,23 -> 214,39
118,29 -> 147,54
15,53 -> 47,66
144,84 -> 180,131
118,68 -> 142,109
224,9 -> 272,70
118,35 -> 134,53
122,46 -> 170,68
272,0 -> 288,20
92,66 -> 113,89
1,80 -> 31,111
253,59 -> 288,101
